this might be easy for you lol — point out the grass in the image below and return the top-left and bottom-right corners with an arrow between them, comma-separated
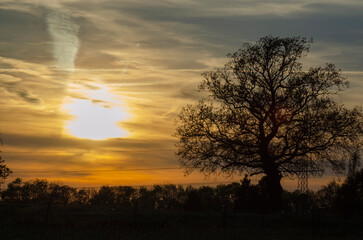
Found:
0,203 -> 362,240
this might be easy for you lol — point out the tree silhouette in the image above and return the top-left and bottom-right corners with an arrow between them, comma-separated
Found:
233,175 -> 260,212
0,136 -> 12,186
175,36 -> 363,211
183,187 -> 203,211
334,168 -> 363,214
1,178 -> 23,202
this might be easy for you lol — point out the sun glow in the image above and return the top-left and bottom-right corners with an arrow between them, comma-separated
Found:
63,84 -> 129,140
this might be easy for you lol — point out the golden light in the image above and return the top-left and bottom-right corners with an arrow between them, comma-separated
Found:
63,84 -> 129,140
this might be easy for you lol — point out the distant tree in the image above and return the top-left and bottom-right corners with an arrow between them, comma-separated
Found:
0,157 -> 11,186
91,186 -> 116,205
114,186 -> 136,208
2,178 -> 76,205
138,186 -> 155,210
316,180 -> 340,212
215,183 -> 237,213
27,179 -> 49,202
1,178 -> 23,202
175,36 -> 363,211
151,184 -> 184,210
348,148 -> 361,177
49,183 -> 77,205
197,186 -> 220,211
334,168 -> 363,214
284,190 -> 316,213
183,186 -> 203,212
74,189 -> 92,205
233,175 -> 260,212
0,136 -> 12,186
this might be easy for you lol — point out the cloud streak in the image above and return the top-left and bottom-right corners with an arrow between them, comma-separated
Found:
46,6 -> 79,70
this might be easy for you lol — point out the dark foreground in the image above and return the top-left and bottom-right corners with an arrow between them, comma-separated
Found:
1,203 -> 362,240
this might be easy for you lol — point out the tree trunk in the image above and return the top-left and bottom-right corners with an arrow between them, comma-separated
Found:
264,169 -> 283,212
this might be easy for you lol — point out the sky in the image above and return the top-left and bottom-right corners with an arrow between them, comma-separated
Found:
0,0 -> 362,189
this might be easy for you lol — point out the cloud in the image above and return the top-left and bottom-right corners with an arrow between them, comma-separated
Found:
46,6 -> 79,70
0,73 -> 41,104
0,74 -> 21,83
0,56 -> 54,80
0,57 -> 66,105
0,8 -> 52,64
2,85 -> 41,103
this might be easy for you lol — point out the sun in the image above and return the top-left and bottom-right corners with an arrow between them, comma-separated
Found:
63,84 -> 129,140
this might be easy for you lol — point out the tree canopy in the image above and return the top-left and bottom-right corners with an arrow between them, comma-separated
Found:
174,36 -> 363,211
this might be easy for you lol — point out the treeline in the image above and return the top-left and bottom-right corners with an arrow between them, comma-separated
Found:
1,170 -> 362,215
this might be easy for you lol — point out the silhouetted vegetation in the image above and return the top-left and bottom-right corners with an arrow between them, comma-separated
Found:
174,36 -> 363,211
2,170 -> 362,215
1,172 -> 362,239
0,137 -> 12,186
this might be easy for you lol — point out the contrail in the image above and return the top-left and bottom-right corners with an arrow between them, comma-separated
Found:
46,7 -> 79,71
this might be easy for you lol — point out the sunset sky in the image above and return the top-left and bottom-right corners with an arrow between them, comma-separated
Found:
0,0 -> 362,189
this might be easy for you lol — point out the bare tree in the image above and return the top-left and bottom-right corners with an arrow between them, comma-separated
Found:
174,36 -> 363,211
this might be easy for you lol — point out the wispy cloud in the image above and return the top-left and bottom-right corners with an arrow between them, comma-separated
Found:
46,6 -> 79,70
1,84 -> 41,103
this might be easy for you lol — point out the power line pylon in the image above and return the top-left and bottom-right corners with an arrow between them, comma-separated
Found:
297,155 -> 323,193
297,160 -> 308,193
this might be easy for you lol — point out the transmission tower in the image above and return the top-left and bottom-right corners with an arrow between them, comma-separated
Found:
296,154 -> 323,193
297,160 -> 309,193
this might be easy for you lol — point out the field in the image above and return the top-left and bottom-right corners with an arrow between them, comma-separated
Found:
1,203 -> 362,240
